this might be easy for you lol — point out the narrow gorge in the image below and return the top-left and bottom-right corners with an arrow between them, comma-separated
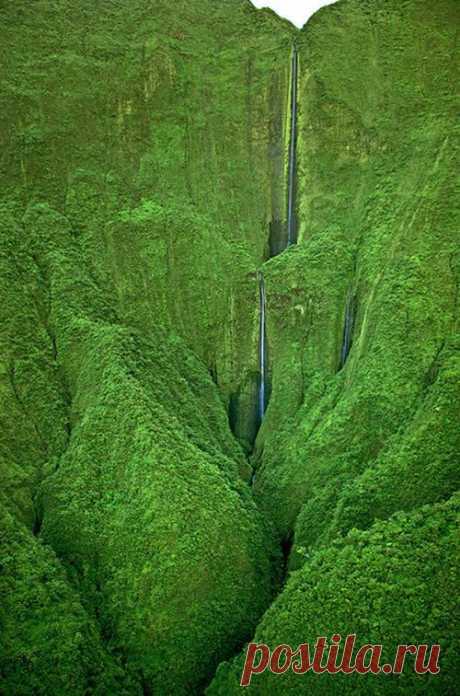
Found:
0,1 -> 458,695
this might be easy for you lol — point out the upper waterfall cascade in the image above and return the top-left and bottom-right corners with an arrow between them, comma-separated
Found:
287,45 -> 298,246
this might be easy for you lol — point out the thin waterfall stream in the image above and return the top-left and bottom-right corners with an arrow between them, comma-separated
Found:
258,273 -> 267,421
287,44 -> 298,246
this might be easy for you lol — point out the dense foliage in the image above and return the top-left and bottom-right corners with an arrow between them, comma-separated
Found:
209,495 -> 460,694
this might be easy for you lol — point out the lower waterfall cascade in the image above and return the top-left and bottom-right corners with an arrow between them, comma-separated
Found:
258,272 -> 267,422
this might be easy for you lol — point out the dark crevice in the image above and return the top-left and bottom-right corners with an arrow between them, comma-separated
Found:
281,531 -> 294,580
423,340 -> 446,392
141,678 -> 153,696
338,292 -> 357,371
209,363 -> 218,386
32,497 -> 43,537
227,373 -> 260,454
268,218 -> 285,258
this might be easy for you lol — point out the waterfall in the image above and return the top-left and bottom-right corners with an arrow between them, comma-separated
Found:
339,295 -> 355,369
256,45 -> 298,434
287,45 -> 298,246
258,273 -> 267,421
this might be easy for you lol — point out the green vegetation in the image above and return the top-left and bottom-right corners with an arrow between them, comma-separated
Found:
0,0 -> 458,694
0,504 -> 131,695
208,495 -> 460,694
255,0 -> 459,553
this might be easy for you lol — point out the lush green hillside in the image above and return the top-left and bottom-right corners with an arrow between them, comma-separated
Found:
1,0 -> 458,694
208,495 -> 460,694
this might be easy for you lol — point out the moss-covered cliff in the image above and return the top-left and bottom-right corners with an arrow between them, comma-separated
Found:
255,0 -> 460,555
1,0 -> 458,694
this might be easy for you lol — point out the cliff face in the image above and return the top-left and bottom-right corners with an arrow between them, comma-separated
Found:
0,0 -> 459,694
256,0 -> 459,550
